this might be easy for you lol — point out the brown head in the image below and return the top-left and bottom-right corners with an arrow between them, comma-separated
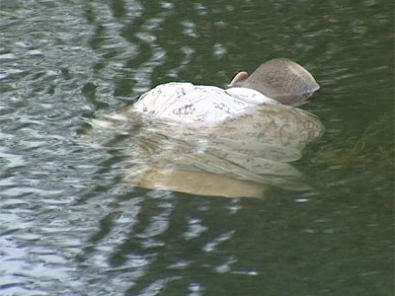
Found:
228,58 -> 320,106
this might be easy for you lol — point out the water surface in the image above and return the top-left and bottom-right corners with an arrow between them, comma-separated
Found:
0,0 -> 393,295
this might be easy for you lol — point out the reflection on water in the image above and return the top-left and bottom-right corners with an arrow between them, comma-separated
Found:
81,96 -> 324,198
0,0 -> 393,295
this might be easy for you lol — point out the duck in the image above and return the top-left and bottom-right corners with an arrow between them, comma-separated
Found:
84,58 -> 324,198
131,58 -> 320,124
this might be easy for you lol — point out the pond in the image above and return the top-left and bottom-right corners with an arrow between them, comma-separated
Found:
0,0 -> 393,295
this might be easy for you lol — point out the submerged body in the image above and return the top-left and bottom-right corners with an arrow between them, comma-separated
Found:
84,58 -> 324,198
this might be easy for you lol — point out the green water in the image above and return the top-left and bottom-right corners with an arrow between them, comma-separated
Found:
0,0 -> 393,295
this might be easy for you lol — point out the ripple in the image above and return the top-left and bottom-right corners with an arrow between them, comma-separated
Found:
0,52 -> 17,60
0,0 -> 392,295
203,230 -> 236,253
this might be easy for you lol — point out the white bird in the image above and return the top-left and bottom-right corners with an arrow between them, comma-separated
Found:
84,58 -> 324,198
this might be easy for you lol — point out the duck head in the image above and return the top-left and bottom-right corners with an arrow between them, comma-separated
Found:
228,58 -> 320,106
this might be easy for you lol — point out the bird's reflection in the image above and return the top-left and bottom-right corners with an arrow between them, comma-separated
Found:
81,102 -> 323,198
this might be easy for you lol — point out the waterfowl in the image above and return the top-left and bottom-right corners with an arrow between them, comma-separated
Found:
84,58 -> 324,198
131,58 -> 320,124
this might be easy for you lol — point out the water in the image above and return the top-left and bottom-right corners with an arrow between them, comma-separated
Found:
0,0 -> 393,295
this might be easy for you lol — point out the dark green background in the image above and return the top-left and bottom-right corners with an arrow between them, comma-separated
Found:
0,0 -> 393,295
